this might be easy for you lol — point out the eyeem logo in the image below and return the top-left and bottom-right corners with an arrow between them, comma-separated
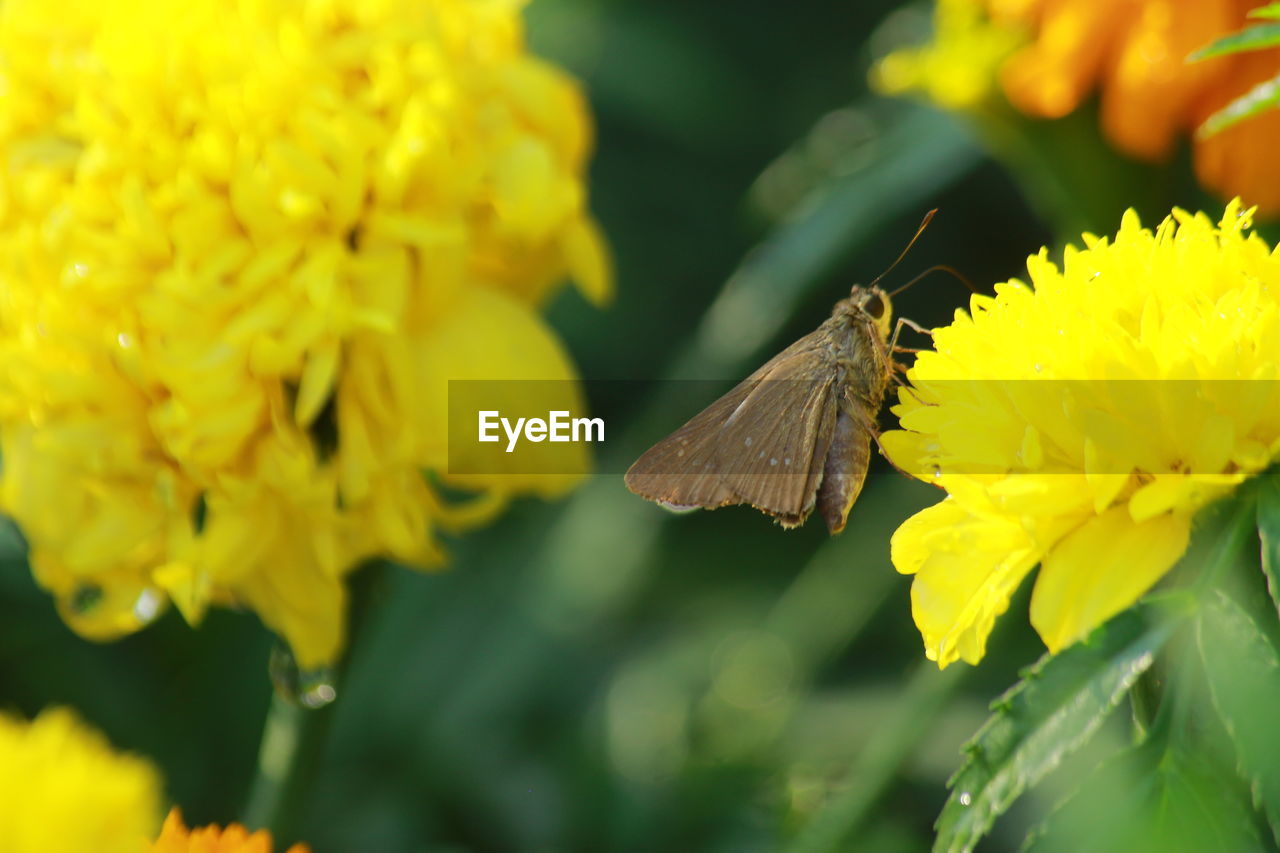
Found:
478,410 -> 605,453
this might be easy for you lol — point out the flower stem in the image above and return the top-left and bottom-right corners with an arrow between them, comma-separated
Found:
243,689 -> 333,842
241,561 -> 386,843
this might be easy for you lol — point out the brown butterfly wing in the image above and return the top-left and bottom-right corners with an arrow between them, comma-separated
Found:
624,331 -> 840,526
712,359 -> 837,526
622,376 -> 748,512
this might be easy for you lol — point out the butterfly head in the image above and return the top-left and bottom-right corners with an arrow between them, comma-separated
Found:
846,285 -> 893,339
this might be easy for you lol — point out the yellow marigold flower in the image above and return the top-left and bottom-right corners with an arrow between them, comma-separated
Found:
884,200 -> 1280,667
874,0 -> 1280,215
0,0 -> 610,668
0,707 -> 163,852
148,809 -> 308,853
871,0 -> 1020,110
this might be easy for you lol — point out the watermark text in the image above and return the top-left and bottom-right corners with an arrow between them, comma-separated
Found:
478,410 -> 605,453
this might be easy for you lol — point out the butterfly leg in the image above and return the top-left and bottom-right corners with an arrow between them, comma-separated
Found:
889,316 -> 933,354
847,392 -> 924,478
843,388 -> 893,458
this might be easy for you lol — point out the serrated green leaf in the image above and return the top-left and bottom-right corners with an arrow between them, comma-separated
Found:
1189,21 -> 1280,61
932,597 -> 1191,853
1197,72 -> 1280,138
1197,590 -> 1280,844
1023,739 -> 1261,853
1249,3 -> 1280,20
1257,475 -> 1280,619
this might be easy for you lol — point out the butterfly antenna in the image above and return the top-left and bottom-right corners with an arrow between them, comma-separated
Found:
887,264 -> 979,299
867,209 -> 937,291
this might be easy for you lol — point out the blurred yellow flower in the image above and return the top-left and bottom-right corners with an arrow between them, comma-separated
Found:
884,200 -> 1280,667
0,0 -> 610,667
871,0 -> 1020,110
0,707 -> 163,852
148,809 -> 308,853
874,0 -> 1280,215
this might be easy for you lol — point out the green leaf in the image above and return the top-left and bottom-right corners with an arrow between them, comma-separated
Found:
1189,21 -> 1280,61
1249,3 -> 1280,20
1197,72 -> 1280,138
932,597 -> 1191,853
1256,475 -> 1280,619
1197,589 -> 1280,844
1023,739 -> 1261,853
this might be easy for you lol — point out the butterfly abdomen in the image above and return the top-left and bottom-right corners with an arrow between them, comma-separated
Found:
817,401 -> 871,534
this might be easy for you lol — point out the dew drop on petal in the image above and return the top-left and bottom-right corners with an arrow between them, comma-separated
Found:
132,588 -> 162,624
959,792 -> 972,806
299,671 -> 338,709
268,643 -> 338,709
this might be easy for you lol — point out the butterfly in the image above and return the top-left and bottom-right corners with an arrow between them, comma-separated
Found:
624,213 -> 943,534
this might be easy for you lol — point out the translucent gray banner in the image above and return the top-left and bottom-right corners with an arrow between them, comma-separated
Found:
446,379 -> 1277,476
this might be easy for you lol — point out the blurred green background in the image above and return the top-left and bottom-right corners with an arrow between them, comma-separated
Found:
0,1 -> 1192,851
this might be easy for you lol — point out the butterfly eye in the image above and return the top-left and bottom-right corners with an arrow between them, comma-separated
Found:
864,293 -> 885,319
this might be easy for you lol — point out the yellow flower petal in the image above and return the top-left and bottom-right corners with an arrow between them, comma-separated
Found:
893,499 -> 1046,667
1030,507 -> 1190,652
0,708 -> 163,853
889,203 -> 1280,666
0,0 -> 610,666
415,284 -> 590,498
870,0 -> 1020,110
563,216 -> 614,306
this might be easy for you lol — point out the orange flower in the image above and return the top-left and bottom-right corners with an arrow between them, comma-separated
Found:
147,809 -> 308,853
993,0 -> 1280,213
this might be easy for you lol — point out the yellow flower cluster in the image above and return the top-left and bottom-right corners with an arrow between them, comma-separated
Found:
871,0 -> 1020,110
884,201 -> 1280,667
0,707 -> 163,852
148,809 -> 309,853
0,0 -> 610,667
874,0 -> 1280,214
